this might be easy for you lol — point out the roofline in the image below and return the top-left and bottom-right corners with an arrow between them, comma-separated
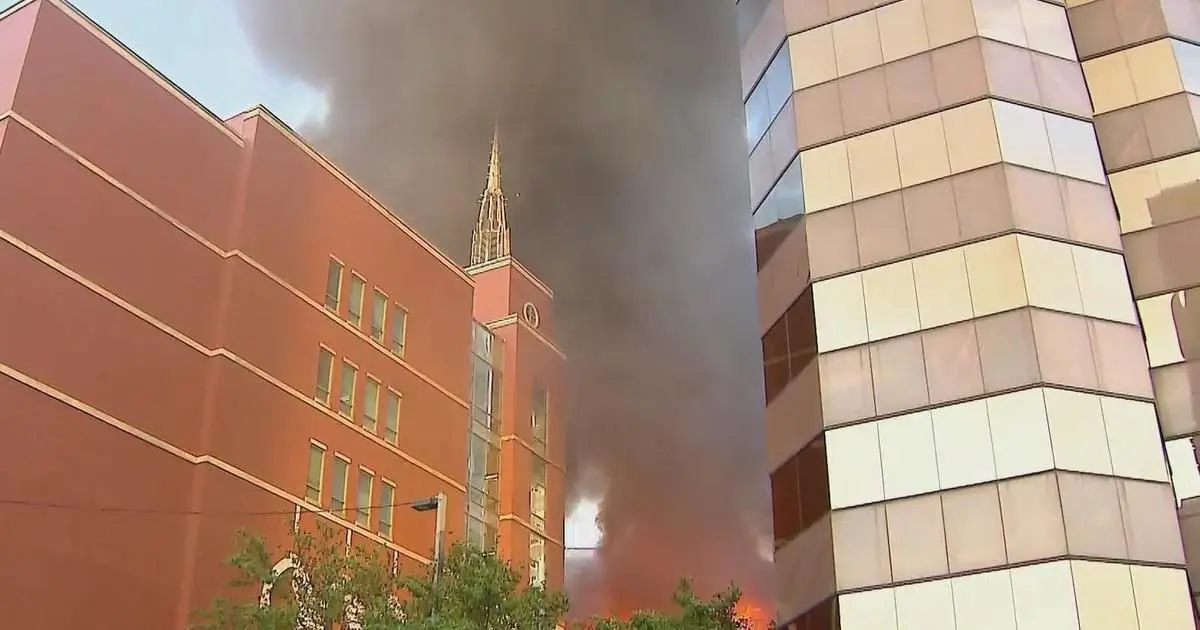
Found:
241,107 -> 474,286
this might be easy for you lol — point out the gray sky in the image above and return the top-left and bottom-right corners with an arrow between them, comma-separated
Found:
60,0 -> 327,128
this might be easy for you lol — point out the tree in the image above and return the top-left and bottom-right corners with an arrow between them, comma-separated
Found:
575,581 -> 760,630
192,523 -> 763,630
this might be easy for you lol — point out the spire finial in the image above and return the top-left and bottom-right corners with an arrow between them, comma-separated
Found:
470,125 -> 511,266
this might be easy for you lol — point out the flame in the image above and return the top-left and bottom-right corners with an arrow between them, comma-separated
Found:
736,598 -> 772,629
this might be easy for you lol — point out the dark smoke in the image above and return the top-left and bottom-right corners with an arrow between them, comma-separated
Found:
233,0 -> 772,615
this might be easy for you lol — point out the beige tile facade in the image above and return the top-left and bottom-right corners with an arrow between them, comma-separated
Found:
740,0 -> 1200,626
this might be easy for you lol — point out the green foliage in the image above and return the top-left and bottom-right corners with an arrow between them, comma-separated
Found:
574,580 -> 758,630
192,523 -> 763,630
399,541 -> 568,630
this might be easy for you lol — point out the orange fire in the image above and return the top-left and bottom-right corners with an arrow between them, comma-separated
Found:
735,598 -> 772,629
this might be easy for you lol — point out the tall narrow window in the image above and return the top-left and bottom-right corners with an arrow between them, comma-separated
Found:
530,458 -> 547,532
529,535 -> 546,588
331,456 -> 350,516
356,469 -> 374,527
379,480 -> 395,539
325,259 -> 343,312
390,306 -> 408,357
384,391 -> 401,445
348,275 -> 366,328
371,290 -> 388,342
306,443 -> 325,504
531,384 -> 548,451
363,378 -> 381,433
338,361 -> 357,419
315,348 -> 335,406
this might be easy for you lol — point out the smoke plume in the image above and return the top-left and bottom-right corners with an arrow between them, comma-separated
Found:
233,0 -> 772,616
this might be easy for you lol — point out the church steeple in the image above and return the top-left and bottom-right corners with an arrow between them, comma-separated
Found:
470,127 -> 511,266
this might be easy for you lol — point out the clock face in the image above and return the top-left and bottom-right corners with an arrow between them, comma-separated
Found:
522,302 -> 541,329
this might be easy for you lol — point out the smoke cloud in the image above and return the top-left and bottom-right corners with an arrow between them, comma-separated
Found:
233,0 -> 772,616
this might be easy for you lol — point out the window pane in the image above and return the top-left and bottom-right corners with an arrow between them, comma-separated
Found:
338,362 -> 357,418
846,128 -> 900,200
987,389 -> 1053,478
532,384 -> 548,445
883,410 -> 936,499
379,483 -> 395,539
371,290 -> 387,341
885,493 -> 948,581
1073,560 -> 1139,630
826,421 -> 884,509
385,392 -> 400,444
951,570 -> 1017,630
363,379 -> 380,432
325,259 -> 343,311
964,235 -> 1027,317
895,580 -> 955,630
894,112 -> 951,188
831,504 -> 892,590
862,260 -> 920,341
1011,561 -> 1079,628
942,484 -> 1006,573
913,248 -> 972,329
390,307 -> 407,356
931,400 -> 994,489
315,348 -> 334,405
993,101 -> 1054,173
306,444 -> 324,503
356,470 -> 373,526
347,276 -> 365,327
331,458 -> 349,514
878,0 -> 930,63
813,273 -> 868,352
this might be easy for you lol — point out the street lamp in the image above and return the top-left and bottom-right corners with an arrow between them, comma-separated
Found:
410,492 -> 446,584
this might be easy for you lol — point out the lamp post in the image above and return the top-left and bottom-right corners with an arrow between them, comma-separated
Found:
410,492 -> 447,584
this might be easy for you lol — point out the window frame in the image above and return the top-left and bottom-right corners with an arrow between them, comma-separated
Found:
338,360 -> 358,419
379,479 -> 396,540
315,346 -> 335,406
384,389 -> 401,445
305,441 -> 327,504
347,273 -> 367,329
390,304 -> 408,357
356,467 -> 375,528
324,257 -> 344,312
371,288 -> 389,343
330,454 -> 351,516
363,376 -> 381,433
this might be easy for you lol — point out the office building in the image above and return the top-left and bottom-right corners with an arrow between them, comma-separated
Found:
739,0 -> 1200,627
0,0 -> 564,627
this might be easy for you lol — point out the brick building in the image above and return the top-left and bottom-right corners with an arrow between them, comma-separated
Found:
0,1 -> 564,627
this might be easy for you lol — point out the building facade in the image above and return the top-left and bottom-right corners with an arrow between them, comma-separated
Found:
0,1 -> 564,627
739,0 -> 1200,628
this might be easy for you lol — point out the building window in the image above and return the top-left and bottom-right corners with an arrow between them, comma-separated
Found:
530,458 -> 547,533
331,456 -> 350,516
379,480 -> 395,540
306,442 -> 325,504
384,390 -> 401,445
390,306 -> 408,357
356,469 -> 374,527
371,290 -> 388,342
338,361 -> 357,419
348,274 -> 366,329
325,258 -> 343,312
531,384 -> 548,451
529,535 -> 546,588
363,378 -> 381,433
315,347 -> 335,406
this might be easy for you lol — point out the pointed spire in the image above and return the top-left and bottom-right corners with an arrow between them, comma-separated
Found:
470,125 -> 511,266
486,124 -> 502,192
